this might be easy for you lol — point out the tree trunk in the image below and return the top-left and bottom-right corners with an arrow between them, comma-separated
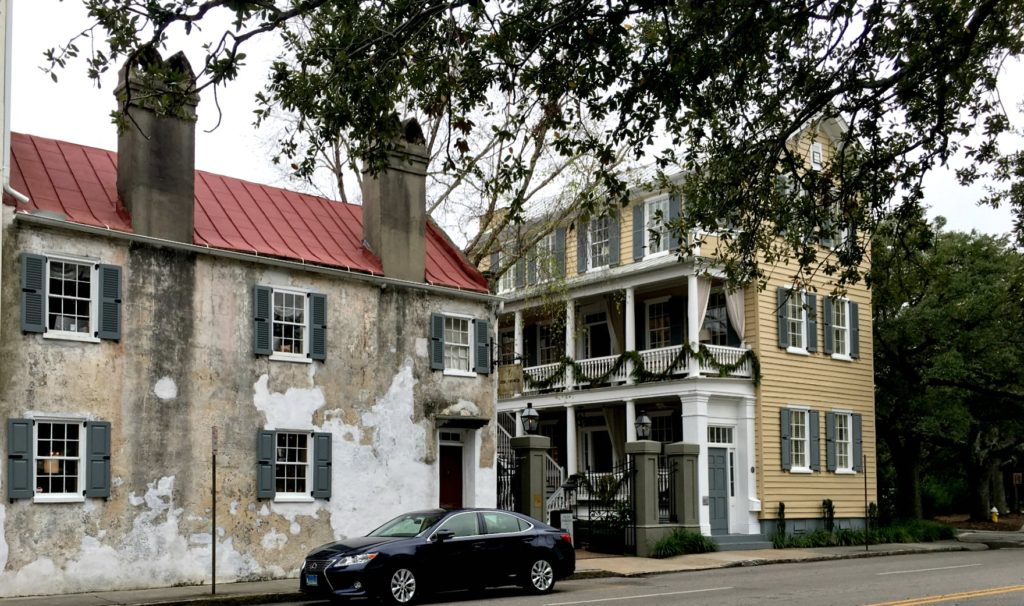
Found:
891,439 -> 923,519
989,455 -> 1008,513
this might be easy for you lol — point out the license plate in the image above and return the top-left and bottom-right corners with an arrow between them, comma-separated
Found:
306,574 -> 319,587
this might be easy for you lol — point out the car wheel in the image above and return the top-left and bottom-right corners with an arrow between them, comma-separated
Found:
523,557 -> 555,594
382,566 -> 418,605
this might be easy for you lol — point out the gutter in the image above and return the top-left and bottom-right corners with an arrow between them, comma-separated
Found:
13,213 -> 499,304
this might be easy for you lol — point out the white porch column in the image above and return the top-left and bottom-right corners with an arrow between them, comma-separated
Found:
564,299 -> 575,390
514,410 -> 524,437
680,393 -> 711,534
687,274 -> 700,378
625,287 -> 636,385
514,310 -> 524,363
566,405 -> 578,476
625,399 -> 637,442
739,396 -> 761,533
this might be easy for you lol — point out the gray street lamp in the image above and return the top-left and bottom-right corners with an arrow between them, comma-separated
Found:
635,412 -> 652,440
521,402 -> 540,435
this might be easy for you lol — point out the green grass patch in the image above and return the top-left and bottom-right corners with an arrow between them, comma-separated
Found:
651,529 -> 719,558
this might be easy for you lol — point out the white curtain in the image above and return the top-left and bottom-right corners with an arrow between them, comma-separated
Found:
696,277 -> 712,340
603,406 -> 626,464
726,287 -> 746,344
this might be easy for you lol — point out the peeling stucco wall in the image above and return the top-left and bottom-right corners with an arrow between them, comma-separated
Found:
0,216 -> 497,597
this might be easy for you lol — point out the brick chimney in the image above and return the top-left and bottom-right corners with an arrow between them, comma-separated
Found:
361,118 -> 428,282
113,49 -> 198,244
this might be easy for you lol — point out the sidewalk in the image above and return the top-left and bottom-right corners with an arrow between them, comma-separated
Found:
0,540 -> 999,606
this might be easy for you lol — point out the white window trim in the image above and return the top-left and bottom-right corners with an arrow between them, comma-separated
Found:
534,232 -> 558,283
42,255 -> 101,343
442,312 -> 476,377
643,195 -> 671,259
273,430 -> 313,501
644,296 -> 672,351
496,251 -> 516,293
832,410 -> 855,474
810,141 -> 823,170
535,321 -> 561,367
830,297 -> 851,359
785,286 -> 809,354
788,407 -> 811,473
32,417 -> 88,503
587,217 -> 612,271
268,286 -> 312,364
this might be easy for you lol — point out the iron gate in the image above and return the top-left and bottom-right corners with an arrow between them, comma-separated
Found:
496,455 -> 519,512
572,459 -> 636,555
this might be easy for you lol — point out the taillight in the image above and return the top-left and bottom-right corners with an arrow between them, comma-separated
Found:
560,533 -> 573,546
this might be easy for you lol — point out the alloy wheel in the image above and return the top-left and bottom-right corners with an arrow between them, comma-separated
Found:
529,559 -> 554,592
389,567 -> 417,604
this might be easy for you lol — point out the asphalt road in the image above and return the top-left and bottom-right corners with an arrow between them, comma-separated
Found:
274,549 -> 1024,606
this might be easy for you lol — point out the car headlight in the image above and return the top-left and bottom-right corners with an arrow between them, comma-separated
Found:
329,553 -> 378,568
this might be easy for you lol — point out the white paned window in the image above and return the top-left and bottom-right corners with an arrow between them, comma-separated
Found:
650,414 -> 676,443
538,324 -> 560,366
588,217 -> 611,269
835,413 -> 852,471
35,420 -> 82,498
811,141 -> 823,170
703,290 -> 729,345
645,196 -> 670,256
646,299 -> 671,350
46,258 -> 97,340
832,299 -> 849,356
708,426 -> 734,445
535,232 -> 558,282
275,432 -> 310,496
790,409 -> 808,470
787,290 -> 806,351
273,289 -> 308,358
444,316 -> 472,372
497,252 -> 515,293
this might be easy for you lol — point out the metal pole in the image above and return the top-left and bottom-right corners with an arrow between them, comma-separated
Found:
863,453 -> 869,552
212,427 -> 218,595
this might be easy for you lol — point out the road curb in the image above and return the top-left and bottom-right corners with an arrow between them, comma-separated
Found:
122,593 -> 304,606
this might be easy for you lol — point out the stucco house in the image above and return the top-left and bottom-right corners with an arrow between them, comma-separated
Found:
0,55 -> 497,597
489,121 -> 875,542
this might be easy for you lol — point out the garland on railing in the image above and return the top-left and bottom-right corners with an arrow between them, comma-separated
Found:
521,344 -> 761,389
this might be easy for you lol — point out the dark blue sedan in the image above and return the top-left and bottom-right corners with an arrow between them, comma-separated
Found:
300,508 -> 575,604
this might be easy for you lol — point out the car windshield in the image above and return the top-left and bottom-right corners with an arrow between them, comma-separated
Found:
367,512 -> 446,538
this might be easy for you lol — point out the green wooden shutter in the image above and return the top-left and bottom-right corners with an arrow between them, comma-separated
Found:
805,293 -> 818,353
780,409 -> 792,471
776,288 -> 789,349
84,421 -> 112,498
308,293 -> 327,361
608,213 -> 620,267
577,221 -> 588,273
825,412 -> 837,472
852,414 -> 864,472
850,302 -> 860,359
21,253 -> 46,334
7,418 -> 34,500
257,430 -> 276,499
632,205 -> 645,260
474,319 -> 491,375
554,228 -> 566,278
527,257 -> 538,285
809,410 -> 820,471
311,432 -> 332,499
489,251 -> 499,280
430,313 -> 445,370
668,194 -> 681,251
514,259 -> 526,289
97,264 -> 122,341
253,285 -> 272,356
823,297 -> 834,355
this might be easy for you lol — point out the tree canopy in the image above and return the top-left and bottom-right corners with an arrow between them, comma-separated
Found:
49,0 -> 1024,287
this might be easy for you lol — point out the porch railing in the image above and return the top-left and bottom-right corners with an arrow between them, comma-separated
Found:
522,362 -> 564,393
699,344 -> 751,377
639,345 -> 688,376
575,354 -> 629,387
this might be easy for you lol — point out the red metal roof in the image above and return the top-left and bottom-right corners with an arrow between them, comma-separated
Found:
5,133 -> 489,293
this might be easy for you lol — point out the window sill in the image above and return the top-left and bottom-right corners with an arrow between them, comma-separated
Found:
33,494 -> 85,504
274,494 -> 315,503
788,467 -> 813,474
786,346 -> 810,356
270,353 -> 313,364
587,265 -> 609,273
443,368 -> 476,378
43,331 -> 100,344
830,353 -> 853,362
834,469 -> 857,475
643,250 -> 670,261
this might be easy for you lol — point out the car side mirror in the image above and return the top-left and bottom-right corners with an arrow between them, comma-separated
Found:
434,529 -> 455,542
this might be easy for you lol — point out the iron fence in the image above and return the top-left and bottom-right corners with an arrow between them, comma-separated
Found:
571,460 -> 636,555
496,455 -> 519,512
658,458 -> 677,523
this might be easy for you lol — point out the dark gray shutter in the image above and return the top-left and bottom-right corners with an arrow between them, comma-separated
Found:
514,259 -> 526,288
84,421 -> 111,498
489,251 -> 499,280
253,285 -> 272,356
825,412 -> 837,472
668,194 -> 681,250
805,293 -> 818,353
577,221 -> 589,273
669,296 -> 684,346
474,318 -> 491,375
308,293 -> 327,361
430,313 -> 445,370
780,409 -> 792,471
527,257 -> 538,285
7,418 -> 34,500
257,430 -> 276,499
311,432 -> 332,499
633,205 -> 645,260
809,410 -> 820,471
852,414 -> 864,471
823,297 -> 834,355
608,213 -> 620,267
776,288 -> 789,349
554,228 -> 566,277
850,302 -> 860,359
21,253 -> 46,334
96,264 -> 122,341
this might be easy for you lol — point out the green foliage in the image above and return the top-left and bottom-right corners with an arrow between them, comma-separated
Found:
53,1 -> 1024,288
822,499 -> 835,533
773,520 -> 954,549
651,529 -> 719,558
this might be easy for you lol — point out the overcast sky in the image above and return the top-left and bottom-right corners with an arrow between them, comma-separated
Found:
9,0 -> 1021,242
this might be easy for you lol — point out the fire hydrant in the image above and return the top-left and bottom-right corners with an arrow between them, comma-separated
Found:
990,507 -> 999,523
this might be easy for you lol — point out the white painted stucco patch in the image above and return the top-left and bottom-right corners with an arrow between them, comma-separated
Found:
262,528 -> 287,551
441,399 -> 481,417
253,374 -> 324,430
153,377 -> 178,400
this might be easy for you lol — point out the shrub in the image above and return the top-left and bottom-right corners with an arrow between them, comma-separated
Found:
772,519 -> 954,549
822,499 -> 835,533
651,529 -> 719,558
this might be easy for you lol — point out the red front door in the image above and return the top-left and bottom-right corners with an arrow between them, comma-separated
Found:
439,445 -> 463,508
